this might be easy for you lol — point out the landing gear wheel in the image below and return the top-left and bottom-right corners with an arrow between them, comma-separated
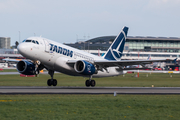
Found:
47,79 -> 52,86
47,70 -> 57,86
52,79 -> 57,86
90,80 -> 96,87
85,80 -> 91,87
47,79 -> 57,86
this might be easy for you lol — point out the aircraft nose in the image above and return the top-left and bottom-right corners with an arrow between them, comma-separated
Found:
17,43 -> 26,55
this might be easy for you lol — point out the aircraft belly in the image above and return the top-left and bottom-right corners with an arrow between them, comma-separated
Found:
93,67 -> 124,78
54,57 -> 79,76
55,67 -> 80,76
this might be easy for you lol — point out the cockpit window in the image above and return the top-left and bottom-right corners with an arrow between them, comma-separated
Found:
36,41 -> 39,44
23,39 -> 39,45
32,40 -> 35,43
25,40 -> 32,42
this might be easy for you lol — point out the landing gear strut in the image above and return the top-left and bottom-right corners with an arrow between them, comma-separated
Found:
85,76 -> 96,87
34,60 -> 40,77
47,70 -> 57,86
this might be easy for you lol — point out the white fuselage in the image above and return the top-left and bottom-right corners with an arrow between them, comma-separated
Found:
18,37 -> 124,77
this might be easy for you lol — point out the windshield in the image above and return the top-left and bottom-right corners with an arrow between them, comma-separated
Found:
25,40 -> 32,42
23,39 -> 39,45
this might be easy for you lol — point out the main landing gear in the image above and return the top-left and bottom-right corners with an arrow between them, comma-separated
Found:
85,76 -> 96,87
46,70 -> 95,87
47,70 -> 57,86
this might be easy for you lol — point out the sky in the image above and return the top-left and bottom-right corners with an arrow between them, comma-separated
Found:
0,0 -> 180,46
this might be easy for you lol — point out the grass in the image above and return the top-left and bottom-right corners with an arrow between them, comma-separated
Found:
0,94 -> 179,120
0,72 -> 180,87
0,73 -> 180,119
0,69 -> 17,72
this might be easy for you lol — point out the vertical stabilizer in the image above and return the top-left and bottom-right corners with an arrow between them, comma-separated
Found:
103,26 -> 129,60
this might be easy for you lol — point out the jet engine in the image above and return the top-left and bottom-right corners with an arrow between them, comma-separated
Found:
74,60 -> 96,75
16,60 -> 36,75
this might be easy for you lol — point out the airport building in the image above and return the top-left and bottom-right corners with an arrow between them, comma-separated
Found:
65,36 -> 180,58
0,48 -> 18,54
0,37 -> 11,49
65,36 -> 180,69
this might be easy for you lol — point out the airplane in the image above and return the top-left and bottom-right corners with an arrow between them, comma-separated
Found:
15,26 -> 173,87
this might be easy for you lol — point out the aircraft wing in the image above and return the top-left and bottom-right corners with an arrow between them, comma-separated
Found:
67,59 -> 174,70
94,59 -> 173,68
2,58 -> 31,62
2,58 -> 22,62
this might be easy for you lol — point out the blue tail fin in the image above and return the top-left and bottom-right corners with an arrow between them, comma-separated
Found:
103,26 -> 129,60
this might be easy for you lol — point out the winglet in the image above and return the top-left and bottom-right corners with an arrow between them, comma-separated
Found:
103,26 -> 129,60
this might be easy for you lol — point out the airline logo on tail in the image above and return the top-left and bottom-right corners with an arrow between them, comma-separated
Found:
104,26 -> 128,60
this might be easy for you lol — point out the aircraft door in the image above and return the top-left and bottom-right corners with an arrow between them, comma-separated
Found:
43,39 -> 50,52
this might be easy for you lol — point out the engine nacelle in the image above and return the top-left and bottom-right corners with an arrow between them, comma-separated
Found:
16,60 -> 36,75
74,60 -> 96,75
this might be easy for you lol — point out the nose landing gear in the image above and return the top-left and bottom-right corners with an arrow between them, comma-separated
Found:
34,60 -> 41,77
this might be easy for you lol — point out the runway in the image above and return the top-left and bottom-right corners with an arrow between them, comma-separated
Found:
1,86 -> 180,95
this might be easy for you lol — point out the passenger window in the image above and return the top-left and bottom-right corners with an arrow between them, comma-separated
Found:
32,40 -> 35,43
36,41 -> 39,44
